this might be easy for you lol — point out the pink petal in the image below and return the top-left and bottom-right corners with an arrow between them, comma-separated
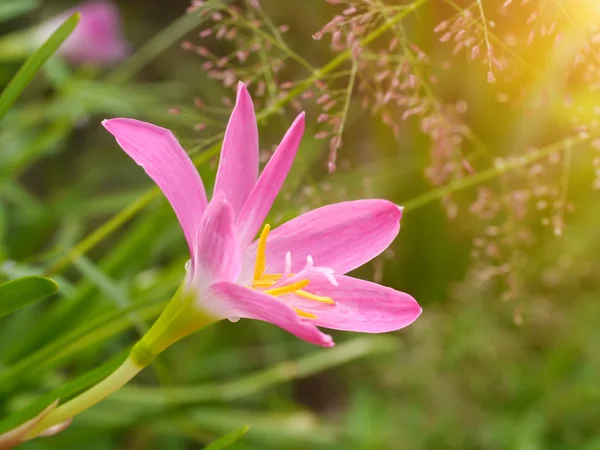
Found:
207,281 -> 334,347
194,195 -> 241,287
237,113 -> 305,248
103,118 -> 207,255
287,275 -> 421,333
52,0 -> 130,65
213,82 -> 259,216
244,200 -> 402,276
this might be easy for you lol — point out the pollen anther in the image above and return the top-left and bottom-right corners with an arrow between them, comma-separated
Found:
252,279 -> 276,288
293,308 -> 318,319
253,224 -> 270,281
296,289 -> 335,304
265,279 -> 310,296
252,224 -> 334,319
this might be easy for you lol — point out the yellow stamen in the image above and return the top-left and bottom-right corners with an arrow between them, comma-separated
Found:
261,273 -> 282,281
296,289 -> 336,305
253,224 -> 270,280
293,308 -> 318,319
250,225 -> 332,320
252,280 -> 277,288
265,279 -> 310,296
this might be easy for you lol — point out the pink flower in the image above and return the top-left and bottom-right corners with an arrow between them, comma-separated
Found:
38,0 -> 129,65
102,83 -> 421,347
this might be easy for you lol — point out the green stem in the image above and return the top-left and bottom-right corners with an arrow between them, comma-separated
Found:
131,285 -> 218,366
26,356 -> 143,438
21,285 -> 217,439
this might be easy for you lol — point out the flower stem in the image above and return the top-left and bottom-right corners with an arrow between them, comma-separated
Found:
22,285 -> 217,440
130,284 -> 218,365
25,356 -> 143,438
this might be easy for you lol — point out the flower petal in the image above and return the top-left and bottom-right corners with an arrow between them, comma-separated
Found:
207,281 -> 334,347
194,195 -> 240,288
214,82 -> 259,216
286,275 -> 421,333
237,112 -> 305,249
51,0 -> 130,65
103,118 -> 207,255
244,200 -> 402,277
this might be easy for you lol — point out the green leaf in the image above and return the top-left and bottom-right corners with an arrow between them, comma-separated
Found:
204,425 -> 249,450
0,0 -> 39,22
0,276 -> 58,318
0,12 -> 79,122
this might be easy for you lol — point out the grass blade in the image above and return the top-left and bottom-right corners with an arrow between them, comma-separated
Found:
0,276 -> 58,318
113,336 -> 397,406
0,12 -> 79,121
204,425 -> 249,450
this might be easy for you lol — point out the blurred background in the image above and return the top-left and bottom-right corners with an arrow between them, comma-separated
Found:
1,0 -> 600,448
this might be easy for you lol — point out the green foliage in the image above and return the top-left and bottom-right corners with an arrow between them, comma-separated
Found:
0,276 -> 58,317
204,426 -> 249,450
0,13 -> 78,121
0,0 -> 39,23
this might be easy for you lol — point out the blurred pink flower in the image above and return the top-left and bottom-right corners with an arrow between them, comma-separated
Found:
103,82 -> 421,347
38,0 -> 129,64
